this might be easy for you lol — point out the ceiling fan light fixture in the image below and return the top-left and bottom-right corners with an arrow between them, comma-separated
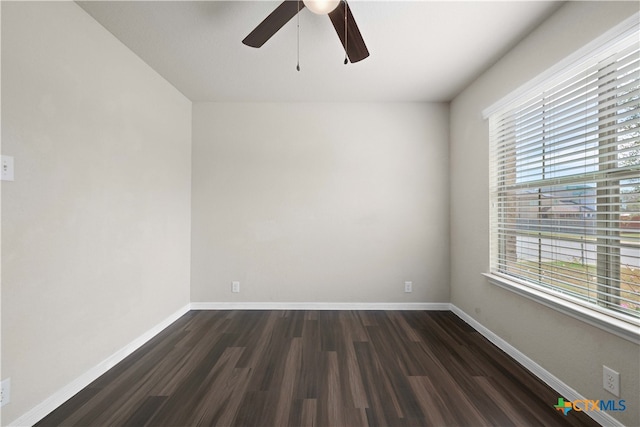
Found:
303,0 -> 340,15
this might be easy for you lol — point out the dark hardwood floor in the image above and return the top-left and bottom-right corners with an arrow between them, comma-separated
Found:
36,310 -> 600,427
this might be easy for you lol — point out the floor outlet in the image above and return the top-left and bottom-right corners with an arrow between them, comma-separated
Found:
232,281 -> 240,293
603,366 -> 620,397
1,378 -> 10,407
404,281 -> 412,293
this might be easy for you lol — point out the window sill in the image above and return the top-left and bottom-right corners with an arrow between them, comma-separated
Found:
482,273 -> 640,344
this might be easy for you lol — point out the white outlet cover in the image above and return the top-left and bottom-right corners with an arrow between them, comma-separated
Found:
232,281 -> 240,293
404,281 -> 412,293
603,365 -> 620,397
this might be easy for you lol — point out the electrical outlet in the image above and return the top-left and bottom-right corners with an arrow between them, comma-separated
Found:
232,281 -> 240,293
603,366 -> 620,397
404,281 -> 412,293
1,378 -> 11,407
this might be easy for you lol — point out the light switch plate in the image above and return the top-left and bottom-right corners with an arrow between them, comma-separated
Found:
1,155 -> 15,181
1,378 -> 10,407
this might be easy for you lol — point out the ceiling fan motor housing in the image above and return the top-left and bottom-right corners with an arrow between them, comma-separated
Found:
303,0 -> 340,15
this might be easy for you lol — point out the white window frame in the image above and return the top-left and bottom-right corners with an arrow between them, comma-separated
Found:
483,13 -> 640,344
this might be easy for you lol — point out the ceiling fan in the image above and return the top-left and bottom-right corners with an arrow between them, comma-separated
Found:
242,0 -> 369,63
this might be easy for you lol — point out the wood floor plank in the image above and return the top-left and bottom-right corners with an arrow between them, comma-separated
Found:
36,310 -> 602,427
288,398 -> 317,427
273,337 -> 302,427
121,396 -> 167,427
353,340 -> 404,426
295,318 -> 321,400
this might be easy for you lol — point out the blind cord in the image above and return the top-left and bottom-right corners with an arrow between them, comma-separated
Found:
296,0 -> 301,71
343,1 -> 348,65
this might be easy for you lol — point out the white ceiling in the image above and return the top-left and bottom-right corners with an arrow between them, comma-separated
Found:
77,1 -> 563,102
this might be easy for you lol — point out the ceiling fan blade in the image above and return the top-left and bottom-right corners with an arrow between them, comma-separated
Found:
328,1 -> 369,63
243,1 -> 305,48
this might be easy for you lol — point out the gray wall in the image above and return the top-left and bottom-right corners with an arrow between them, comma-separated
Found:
449,2 -> 639,426
191,102 -> 450,304
1,2 -> 192,423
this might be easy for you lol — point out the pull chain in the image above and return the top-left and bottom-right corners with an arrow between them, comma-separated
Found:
296,0 -> 301,71
343,0 -> 348,64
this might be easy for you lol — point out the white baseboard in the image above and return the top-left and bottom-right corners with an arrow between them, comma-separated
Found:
190,301 -> 451,311
9,304 -> 191,427
450,304 -> 624,427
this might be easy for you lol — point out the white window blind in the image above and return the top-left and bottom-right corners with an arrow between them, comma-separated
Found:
489,31 -> 640,323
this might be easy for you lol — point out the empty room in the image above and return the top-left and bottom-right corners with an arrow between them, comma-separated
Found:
1,1 -> 639,426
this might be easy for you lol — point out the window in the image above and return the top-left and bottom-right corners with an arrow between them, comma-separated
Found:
487,24 -> 639,331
